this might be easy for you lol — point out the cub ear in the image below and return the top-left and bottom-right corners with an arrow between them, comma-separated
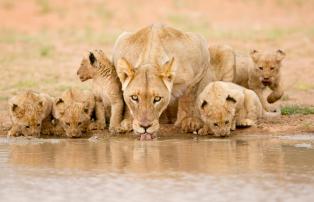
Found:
159,57 -> 176,91
11,104 -> 18,112
38,101 -> 43,108
89,52 -> 97,65
83,103 -> 90,114
226,95 -> 236,103
117,58 -> 135,91
55,98 -> 64,105
275,49 -> 285,62
201,100 -> 208,109
11,104 -> 24,118
250,49 -> 259,63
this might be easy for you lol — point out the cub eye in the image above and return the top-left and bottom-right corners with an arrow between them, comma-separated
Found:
25,125 -> 30,129
65,122 -> 70,126
213,123 -> 218,127
270,67 -> 275,70
37,123 -> 41,127
130,95 -> 139,102
259,66 -> 263,70
78,122 -> 82,126
225,121 -> 229,125
153,96 -> 162,103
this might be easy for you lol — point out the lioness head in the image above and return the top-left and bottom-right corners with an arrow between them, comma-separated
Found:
9,92 -> 49,137
53,99 -> 92,138
77,50 -> 112,82
116,57 -> 176,140
198,95 -> 236,137
250,49 -> 285,86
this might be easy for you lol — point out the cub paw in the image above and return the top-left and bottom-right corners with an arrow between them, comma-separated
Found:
181,117 -> 203,133
237,119 -> 255,127
89,122 -> 105,131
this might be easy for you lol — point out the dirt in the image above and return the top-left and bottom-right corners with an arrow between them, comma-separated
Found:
0,0 -> 314,137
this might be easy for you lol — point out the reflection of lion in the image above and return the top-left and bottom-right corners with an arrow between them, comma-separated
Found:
52,88 -> 99,138
209,45 -> 285,111
77,50 -> 132,133
8,90 -> 54,137
112,24 -> 213,140
197,81 -> 279,137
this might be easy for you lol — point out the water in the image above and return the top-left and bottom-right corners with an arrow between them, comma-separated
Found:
0,134 -> 314,202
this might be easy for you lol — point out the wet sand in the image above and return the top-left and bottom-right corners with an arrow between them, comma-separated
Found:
1,134 -> 314,202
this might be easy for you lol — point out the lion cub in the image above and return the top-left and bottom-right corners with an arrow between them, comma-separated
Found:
8,90 -> 54,137
53,88 -> 100,138
77,50 -> 132,133
197,81 -> 278,137
209,45 -> 286,112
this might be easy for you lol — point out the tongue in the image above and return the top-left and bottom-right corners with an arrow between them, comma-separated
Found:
140,133 -> 152,141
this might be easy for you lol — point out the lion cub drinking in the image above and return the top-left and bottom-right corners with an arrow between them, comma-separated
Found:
8,90 -> 54,137
53,88 -> 100,138
209,46 -> 285,112
197,81 -> 278,137
77,50 -> 132,133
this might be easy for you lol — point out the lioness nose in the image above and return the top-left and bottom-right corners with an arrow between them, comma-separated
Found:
140,123 -> 152,131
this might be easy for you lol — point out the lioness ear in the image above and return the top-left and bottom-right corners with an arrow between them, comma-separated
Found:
160,57 -> 176,91
226,95 -> 236,103
89,52 -> 96,65
117,58 -> 135,91
250,49 -> 259,63
275,49 -> 285,62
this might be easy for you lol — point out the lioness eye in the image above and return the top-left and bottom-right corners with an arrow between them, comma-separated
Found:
259,66 -> 263,70
214,123 -> 218,127
131,95 -> 139,102
153,96 -> 162,103
225,121 -> 229,125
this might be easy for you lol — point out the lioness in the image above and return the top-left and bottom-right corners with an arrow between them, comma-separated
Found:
8,90 -> 54,137
197,81 -> 279,137
77,50 -> 132,133
112,24 -> 213,140
209,45 -> 285,111
52,88 -> 98,138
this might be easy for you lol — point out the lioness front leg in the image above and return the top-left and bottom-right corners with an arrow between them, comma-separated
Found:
120,107 -> 133,132
267,82 -> 284,104
175,93 -> 203,133
109,99 -> 124,133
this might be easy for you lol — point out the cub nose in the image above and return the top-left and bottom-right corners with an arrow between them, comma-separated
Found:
140,123 -> 152,131
263,77 -> 270,80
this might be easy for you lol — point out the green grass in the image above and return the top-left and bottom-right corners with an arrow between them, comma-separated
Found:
281,105 -> 314,115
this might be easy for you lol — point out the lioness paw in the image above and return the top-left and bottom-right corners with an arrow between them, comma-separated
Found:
181,117 -> 203,133
237,119 -> 255,127
120,119 -> 133,133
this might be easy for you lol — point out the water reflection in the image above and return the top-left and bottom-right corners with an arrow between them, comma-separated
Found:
6,135 -> 314,176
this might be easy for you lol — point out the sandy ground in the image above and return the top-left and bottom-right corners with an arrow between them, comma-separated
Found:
0,0 -> 314,136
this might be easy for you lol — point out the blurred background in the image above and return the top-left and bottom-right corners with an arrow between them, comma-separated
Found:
0,0 -> 314,127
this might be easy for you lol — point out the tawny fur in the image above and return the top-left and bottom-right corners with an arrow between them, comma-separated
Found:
209,45 -> 285,112
77,50 -> 132,133
112,24 -> 213,137
52,88 -> 98,138
197,81 -> 279,137
8,90 -> 54,137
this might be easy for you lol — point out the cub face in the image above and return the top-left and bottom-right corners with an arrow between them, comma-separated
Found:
9,91 -> 50,137
250,49 -> 285,86
198,95 -> 237,137
53,99 -> 92,138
